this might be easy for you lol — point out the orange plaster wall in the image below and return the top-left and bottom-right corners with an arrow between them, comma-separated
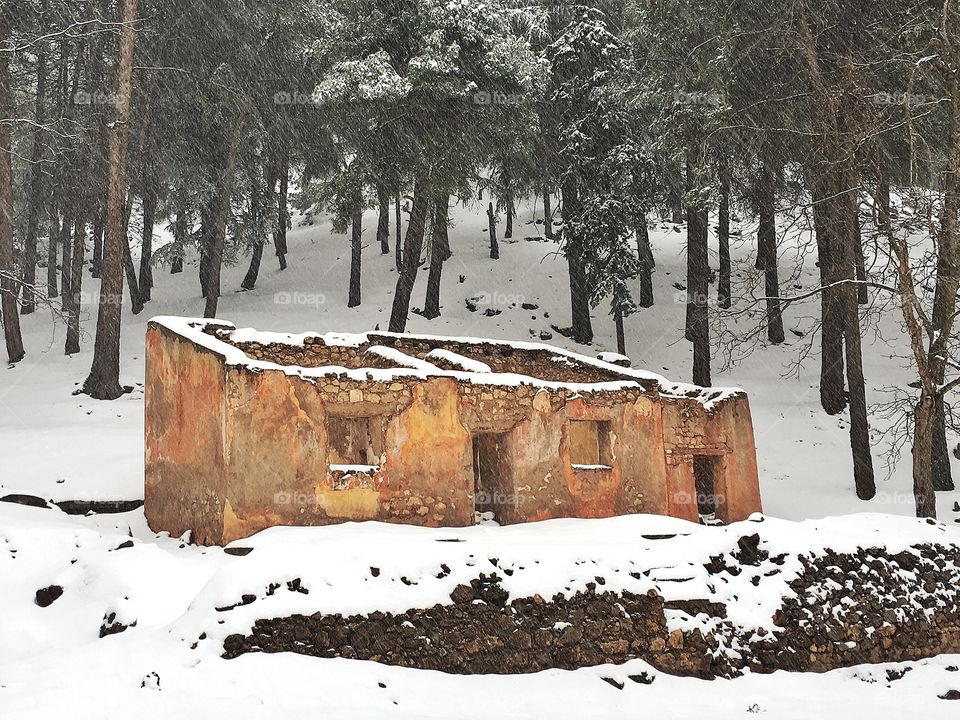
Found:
144,325 -> 228,545
145,323 -> 762,544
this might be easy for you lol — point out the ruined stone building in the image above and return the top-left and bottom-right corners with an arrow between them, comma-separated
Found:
145,317 -> 762,545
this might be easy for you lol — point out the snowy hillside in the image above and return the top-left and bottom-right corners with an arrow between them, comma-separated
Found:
3,501 -> 960,718
5,200 -> 960,718
2,199 -> 959,520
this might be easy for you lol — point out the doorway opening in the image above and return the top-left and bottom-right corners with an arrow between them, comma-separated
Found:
693,455 -> 719,521
472,432 -> 509,524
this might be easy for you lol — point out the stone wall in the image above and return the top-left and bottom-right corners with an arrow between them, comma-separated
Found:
222,541 -> 960,678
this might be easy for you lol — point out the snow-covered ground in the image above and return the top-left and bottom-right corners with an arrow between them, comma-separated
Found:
3,198 -> 960,717
2,502 -> 960,718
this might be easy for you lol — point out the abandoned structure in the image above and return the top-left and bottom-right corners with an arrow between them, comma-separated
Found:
145,317 -> 762,545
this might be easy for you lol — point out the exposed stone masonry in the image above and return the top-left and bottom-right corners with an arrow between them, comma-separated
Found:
202,325 -> 637,385
222,541 -> 960,678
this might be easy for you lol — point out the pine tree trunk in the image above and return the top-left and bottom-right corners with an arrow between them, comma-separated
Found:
668,167 -> 684,224
718,160 -> 731,309
689,204 -> 711,385
838,156 -> 876,500
139,181 -> 156,302
241,166 -> 264,291
47,207 -> 59,297
395,188 -> 403,271
120,191 -> 142,313
561,180 -> 593,345
22,42 -> 47,315
91,212 -> 104,278
686,149 -> 711,385
122,225 -> 143,315
758,163 -> 785,344
203,116 -> 244,319
377,184 -> 390,255
274,151 -> 288,270
812,182 -> 847,415
932,394 -> 954,491
505,196 -> 514,239
929,63 -> 960,497
487,202 -> 499,259
241,241 -> 263,291
199,205 -> 211,297
60,215 -> 72,301
171,211 -> 185,274
636,219 -> 654,308
0,24 -> 24,364
348,208 -> 362,308
543,186 -> 553,240
614,307 -> 626,356
65,216 -> 85,355
423,194 -> 450,320
877,165 -> 891,227
389,179 -> 430,333
913,394 -> 937,518
854,212 -> 868,305
83,0 -> 138,399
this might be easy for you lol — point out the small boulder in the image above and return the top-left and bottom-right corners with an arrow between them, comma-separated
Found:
35,585 -> 63,607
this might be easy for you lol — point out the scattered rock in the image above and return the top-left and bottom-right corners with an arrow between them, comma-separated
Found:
35,585 -> 63,607
216,594 -> 257,612
100,611 -> 137,638
224,547 -> 253,556
0,494 -> 49,509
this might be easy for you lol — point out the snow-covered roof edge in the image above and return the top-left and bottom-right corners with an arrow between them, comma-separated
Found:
148,316 -> 745,409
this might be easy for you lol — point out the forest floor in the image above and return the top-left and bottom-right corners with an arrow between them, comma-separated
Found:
2,198 -> 960,717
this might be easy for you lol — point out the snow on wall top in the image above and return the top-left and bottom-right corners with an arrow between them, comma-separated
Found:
149,316 -> 744,409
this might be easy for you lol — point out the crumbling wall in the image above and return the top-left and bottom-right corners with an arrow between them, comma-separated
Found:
221,542 -> 960,678
148,324 -> 479,544
145,325 -> 228,545
660,395 -> 760,523
146,321 -> 762,544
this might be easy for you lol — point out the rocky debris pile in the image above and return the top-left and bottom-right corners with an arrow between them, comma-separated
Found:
753,543 -> 960,673
223,574 -> 729,677
221,540 -> 960,679
204,326 -> 370,369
